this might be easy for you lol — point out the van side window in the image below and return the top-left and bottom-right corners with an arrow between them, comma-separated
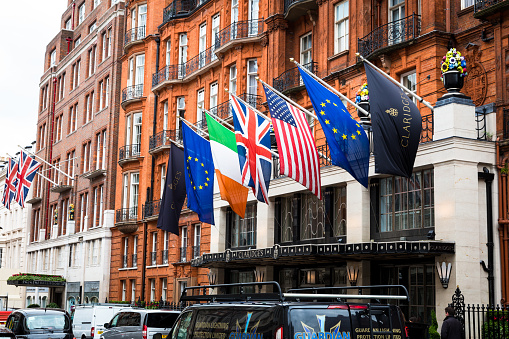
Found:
191,309 -> 232,339
229,310 -> 278,339
110,313 -> 121,327
172,312 -> 193,339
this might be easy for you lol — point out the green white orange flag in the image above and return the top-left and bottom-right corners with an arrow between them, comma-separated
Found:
205,112 -> 249,218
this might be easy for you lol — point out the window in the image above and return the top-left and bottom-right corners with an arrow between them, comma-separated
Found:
151,232 -> 158,265
123,237 -> 129,268
121,281 -> 126,301
130,173 -> 140,210
99,80 -> 104,109
300,33 -> 312,65
125,112 -> 142,156
88,47 -> 96,76
177,97 -> 185,134
229,64 -> 237,94
96,132 -> 103,170
133,236 -> 138,267
248,0 -> 259,36
101,32 -> 107,61
68,104 -> 78,134
160,164 -> 166,199
212,14 -> 220,59
79,192 -> 89,232
161,278 -> 167,300
401,70 -> 417,104
209,82 -> 218,110
131,279 -> 136,301
334,1 -> 349,53
102,130 -> 107,169
99,185 -> 104,226
378,169 -> 434,233
178,33 -> 187,78
85,92 -> 93,123
65,18 -> 72,30
165,39 -> 171,66
78,3 -> 85,25
389,0 -> 405,44
93,187 -> 98,227
199,23 -> 207,68
180,226 -> 188,262
247,59 -> 258,96
193,224 -> 201,258
72,60 -> 81,89
89,21 -> 97,33
150,279 -> 156,301
105,76 -> 110,107
163,101 -> 169,131
227,204 -> 256,248
50,50 -> 56,67
75,36 -> 81,47
107,28 -> 112,57
197,88 -> 204,121
82,140 -> 92,173
59,73 -> 66,100
94,0 -> 100,9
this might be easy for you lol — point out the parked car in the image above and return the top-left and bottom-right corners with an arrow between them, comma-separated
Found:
169,282 -> 410,339
0,327 -> 15,339
4,308 -> 73,339
100,310 -> 180,339
72,304 -> 134,339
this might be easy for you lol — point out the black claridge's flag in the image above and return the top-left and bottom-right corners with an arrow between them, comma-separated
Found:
157,143 -> 186,235
364,63 -> 422,178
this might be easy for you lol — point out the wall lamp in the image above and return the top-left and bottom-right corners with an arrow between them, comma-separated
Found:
207,271 -> 217,286
347,266 -> 359,286
436,261 -> 452,289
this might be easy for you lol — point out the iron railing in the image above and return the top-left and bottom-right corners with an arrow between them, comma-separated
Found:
185,45 -> 217,76
215,19 -> 264,50
474,0 -> 504,13
143,199 -> 162,218
273,62 -> 317,93
162,250 -> 169,264
149,129 -> 182,150
179,246 -> 187,262
163,0 -> 210,23
421,114 -> 433,143
239,92 -> 262,109
124,26 -> 146,46
122,84 -> 144,102
132,253 -> 137,267
116,207 -> 138,223
122,255 -> 128,268
118,144 -> 141,162
150,252 -> 157,266
193,245 -> 200,258
357,14 -> 421,57
152,64 -> 183,86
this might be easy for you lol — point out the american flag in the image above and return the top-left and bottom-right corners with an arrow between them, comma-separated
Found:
1,158 -> 18,210
230,94 -> 272,204
15,150 -> 41,208
262,84 -> 322,199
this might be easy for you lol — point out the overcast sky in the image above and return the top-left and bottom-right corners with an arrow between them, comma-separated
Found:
0,1 -> 67,160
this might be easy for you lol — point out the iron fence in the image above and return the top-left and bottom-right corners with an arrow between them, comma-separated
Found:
124,26 -> 146,46
122,84 -> 144,102
152,64 -> 183,87
162,250 -> 169,264
474,0 -> 502,13
239,92 -> 262,109
149,129 -> 182,150
357,14 -> 421,57
115,207 -> 137,223
118,144 -> 141,161
421,114 -> 433,143
210,100 -> 232,120
143,199 -> 162,218
215,19 -> 264,50
273,61 -> 317,93
185,45 -> 216,76
163,0 -> 210,23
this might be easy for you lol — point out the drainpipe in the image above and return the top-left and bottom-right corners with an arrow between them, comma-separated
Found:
479,167 -> 495,306
44,76 -> 58,240
72,2 -> 76,30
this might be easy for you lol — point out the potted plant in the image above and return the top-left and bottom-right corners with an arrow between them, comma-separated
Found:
355,83 -> 369,118
440,48 -> 468,94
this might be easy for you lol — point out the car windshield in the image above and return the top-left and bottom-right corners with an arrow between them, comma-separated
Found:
25,314 -> 69,331
146,313 -> 180,328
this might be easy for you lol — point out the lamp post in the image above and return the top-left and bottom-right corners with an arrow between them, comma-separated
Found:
347,266 -> 359,286
436,261 -> 452,288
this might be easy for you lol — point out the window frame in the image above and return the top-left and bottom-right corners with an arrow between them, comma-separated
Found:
334,0 -> 349,54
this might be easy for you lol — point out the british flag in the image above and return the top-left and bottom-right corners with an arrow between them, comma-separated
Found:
230,94 -> 272,204
1,158 -> 19,210
15,150 -> 41,208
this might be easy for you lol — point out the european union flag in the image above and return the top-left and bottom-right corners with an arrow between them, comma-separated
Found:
182,123 -> 215,225
298,66 -> 370,188
157,143 -> 186,235
364,63 -> 422,178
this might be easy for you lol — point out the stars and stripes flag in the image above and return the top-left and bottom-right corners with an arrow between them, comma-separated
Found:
230,94 -> 272,204
1,158 -> 19,210
15,150 -> 41,208
262,83 -> 322,199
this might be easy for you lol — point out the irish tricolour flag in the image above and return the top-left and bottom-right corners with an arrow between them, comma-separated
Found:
205,113 -> 249,217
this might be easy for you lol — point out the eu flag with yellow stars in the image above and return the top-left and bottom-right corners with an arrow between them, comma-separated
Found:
182,122 -> 215,225
298,65 -> 370,188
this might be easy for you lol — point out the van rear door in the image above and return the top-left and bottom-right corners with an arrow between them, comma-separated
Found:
349,304 -> 407,339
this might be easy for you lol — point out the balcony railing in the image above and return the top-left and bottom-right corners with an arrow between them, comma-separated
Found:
193,245 -> 200,259
150,252 -> 157,266
122,255 -> 128,268
152,64 -> 183,86
357,14 -> 421,58
179,247 -> 187,262
284,0 -> 317,16
185,46 -> 217,77
215,19 -> 264,50
124,26 -> 146,46
143,199 -> 162,219
122,84 -> 144,103
132,253 -> 137,267
163,0 -> 210,23
421,114 -> 433,143
273,62 -> 317,93
474,0 -> 508,14
118,144 -> 141,162
116,207 -> 138,223
162,250 -> 169,264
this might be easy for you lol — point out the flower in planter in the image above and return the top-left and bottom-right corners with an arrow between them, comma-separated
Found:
440,48 -> 468,80
355,83 -> 369,104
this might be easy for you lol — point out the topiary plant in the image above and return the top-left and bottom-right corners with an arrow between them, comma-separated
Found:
46,302 -> 60,308
27,304 -> 40,308
429,309 -> 440,339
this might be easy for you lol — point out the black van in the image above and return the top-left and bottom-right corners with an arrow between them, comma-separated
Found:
169,282 -> 409,339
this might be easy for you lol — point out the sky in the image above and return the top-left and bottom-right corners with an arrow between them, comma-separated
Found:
0,1 -> 67,160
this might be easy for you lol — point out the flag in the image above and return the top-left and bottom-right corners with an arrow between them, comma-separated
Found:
15,151 -> 41,208
205,112 -> 249,218
157,143 -> 187,235
262,83 -> 322,199
1,158 -> 18,210
182,122 -> 215,225
298,66 -> 370,188
230,94 -> 272,204
364,63 -> 422,178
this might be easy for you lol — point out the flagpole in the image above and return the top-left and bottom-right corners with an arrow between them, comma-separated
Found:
225,89 -> 272,123
289,58 -> 371,118
17,146 -> 75,181
37,171 -> 58,186
199,105 -> 235,130
355,53 -> 434,112
179,117 -> 210,137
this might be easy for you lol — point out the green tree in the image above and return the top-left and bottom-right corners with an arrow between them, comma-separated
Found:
429,309 -> 440,339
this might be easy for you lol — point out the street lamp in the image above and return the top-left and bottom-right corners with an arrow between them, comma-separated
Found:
436,261 -> 452,288
347,266 -> 359,286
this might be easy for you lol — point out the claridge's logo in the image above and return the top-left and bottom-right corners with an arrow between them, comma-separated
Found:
385,108 -> 398,117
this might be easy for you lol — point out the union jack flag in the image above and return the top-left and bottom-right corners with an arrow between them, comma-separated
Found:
230,94 -> 272,204
1,158 -> 18,210
15,150 -> 41,208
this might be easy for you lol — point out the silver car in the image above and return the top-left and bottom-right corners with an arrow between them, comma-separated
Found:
100,310 -> 180,339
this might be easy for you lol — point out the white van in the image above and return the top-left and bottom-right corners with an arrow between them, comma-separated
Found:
72,304 -> 133,339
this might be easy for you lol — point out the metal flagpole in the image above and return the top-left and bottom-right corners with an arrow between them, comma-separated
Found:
37,171 -> 58,186
18,145 -> 75,181
355,52 -> 434,112
198,105 -> 235,130
289,58 -> 371,117
225,89 -> 272,123
179,116 -> 210,137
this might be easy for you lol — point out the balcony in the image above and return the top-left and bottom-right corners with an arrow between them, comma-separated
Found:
82,168 -> 106,180
474,0 -> 509,18
152,46 -> 220,90
50,183 -> 73,193
26,196 -> 42,204
284,0 -> 318,21
115,207 -> 138,233
150,251 -> 157,266
357,14 -> 421,58
143,199 -> 161,220
149,130 -> 182,154
132,253 -> 138,267
179,247 -> 187,262
162,250 -> 169,264
121,84 -> 144,108
214,19 -> 265,55
118,144 -> 141,165
193,245 -> 200,259
124,26 -> 146,50
163,0 -> 211,24
273,62 -> 317,94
